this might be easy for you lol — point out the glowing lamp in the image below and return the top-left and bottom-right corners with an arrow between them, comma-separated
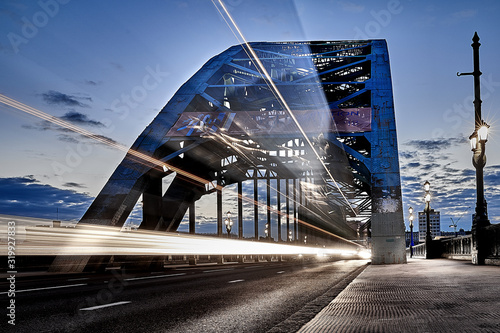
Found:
478,124 -> 489,142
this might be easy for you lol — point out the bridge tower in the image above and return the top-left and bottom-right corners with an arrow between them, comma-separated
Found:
51,40 -> 405,272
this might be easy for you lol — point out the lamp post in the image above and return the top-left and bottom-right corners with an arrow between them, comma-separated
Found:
458,32 -> 491,264
409,206 -> 414,258
224,211 -> 233,238
424,181 -> 432,259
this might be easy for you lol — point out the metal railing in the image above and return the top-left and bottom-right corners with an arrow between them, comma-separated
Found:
439,235 -> 472,260
406,243 -> 426,258
406,236 -> 472,260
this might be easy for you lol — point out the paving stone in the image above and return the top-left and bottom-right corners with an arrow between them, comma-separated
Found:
298,258 -> 500,333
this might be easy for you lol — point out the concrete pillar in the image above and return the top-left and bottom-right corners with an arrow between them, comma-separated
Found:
238,181 -> 243,239
254,177 -> 258,240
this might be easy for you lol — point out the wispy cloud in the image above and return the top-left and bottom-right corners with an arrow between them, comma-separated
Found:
405,137 -> 467,151
336,0 -> 364,13
444,9 -> 477,25
22,118 -> 118,146
83,80 -> 102,86
62,182 -> 87,189
60,111 -> 105,127
41,90 -> 92,108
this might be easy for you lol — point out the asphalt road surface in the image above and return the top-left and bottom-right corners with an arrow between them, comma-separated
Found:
2,259 -> 368,333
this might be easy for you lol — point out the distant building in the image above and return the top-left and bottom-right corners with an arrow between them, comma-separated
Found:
418,209 -> 440,242
438,230 -> 468,238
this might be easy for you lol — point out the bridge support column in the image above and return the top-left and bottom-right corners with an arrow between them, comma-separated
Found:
142,173 -> 163,229
294,179 -> 298,243
189,201 -> 195,234
238,181 -> 243,239
254,177 -> 258,240
277,178 -> 281,242
370,187 -> 407,264
266,175 -> 271,240
217,177 -> 222,237
286,179 -> 290,242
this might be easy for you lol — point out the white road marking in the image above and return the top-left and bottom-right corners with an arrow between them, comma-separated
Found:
80,301 -> 131,311
228,279 -> 245,284
202,268 -> 234,273
277,271 -> 285,274
0,283 -> 87,295
124,273 -> 186,281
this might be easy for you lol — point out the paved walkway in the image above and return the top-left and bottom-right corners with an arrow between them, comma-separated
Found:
298,258 -> 500,332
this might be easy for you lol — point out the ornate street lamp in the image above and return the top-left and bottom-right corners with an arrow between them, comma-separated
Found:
224,211 -> 233,237
409,206 -> 414,258
458,32 -> 491,264
424,181 -> 432,259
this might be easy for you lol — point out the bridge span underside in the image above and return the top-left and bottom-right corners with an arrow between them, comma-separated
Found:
51,40 -> 405,272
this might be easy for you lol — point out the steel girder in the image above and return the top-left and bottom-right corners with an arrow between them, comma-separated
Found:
67,40 -> 405,269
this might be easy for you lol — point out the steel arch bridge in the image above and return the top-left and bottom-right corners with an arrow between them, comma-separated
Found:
55,40 -> 405,271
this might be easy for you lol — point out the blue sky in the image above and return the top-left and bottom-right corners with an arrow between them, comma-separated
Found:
0,0 -> 499,234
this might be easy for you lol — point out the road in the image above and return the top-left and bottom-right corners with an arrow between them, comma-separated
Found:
1,259 -> 368,333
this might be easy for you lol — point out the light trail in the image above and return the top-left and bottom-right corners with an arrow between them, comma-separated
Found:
0,95 -> 357,244
212,0 -> 357,216
3,224 -> 370,258
0,94 -> 219,191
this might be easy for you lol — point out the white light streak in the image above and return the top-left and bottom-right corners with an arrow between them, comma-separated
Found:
4,224 -> 369,258
212,1 -> 356,216
0,94 -> 220,192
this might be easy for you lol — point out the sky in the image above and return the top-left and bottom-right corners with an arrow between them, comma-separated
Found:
0,0 -> 499,235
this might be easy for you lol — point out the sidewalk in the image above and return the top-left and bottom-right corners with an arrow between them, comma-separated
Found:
298,258 -> 500,333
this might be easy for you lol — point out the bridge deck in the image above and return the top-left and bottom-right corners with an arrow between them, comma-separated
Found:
298,258 -> 500,332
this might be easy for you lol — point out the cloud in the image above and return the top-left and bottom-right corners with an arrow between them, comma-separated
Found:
83,80 -> 102,86
451,9 -> 476,20
407,162 -> 421,168
404,137 -> 467,151
110,62 -> 124,72
21,113 -> 119,146
60,111 -> 105,127
41,90 -> 92,108
336,0 -> 364,13
62,182 -> 87,189
443,9 -> 477,26
0,176 -> 93,221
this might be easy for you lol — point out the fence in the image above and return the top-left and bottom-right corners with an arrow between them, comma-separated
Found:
406,235 -> 472,260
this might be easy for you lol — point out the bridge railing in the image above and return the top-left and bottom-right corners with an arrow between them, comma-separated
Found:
406,236 -> 472,260
438,235 -> 472,260
406,243 -> 426,258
